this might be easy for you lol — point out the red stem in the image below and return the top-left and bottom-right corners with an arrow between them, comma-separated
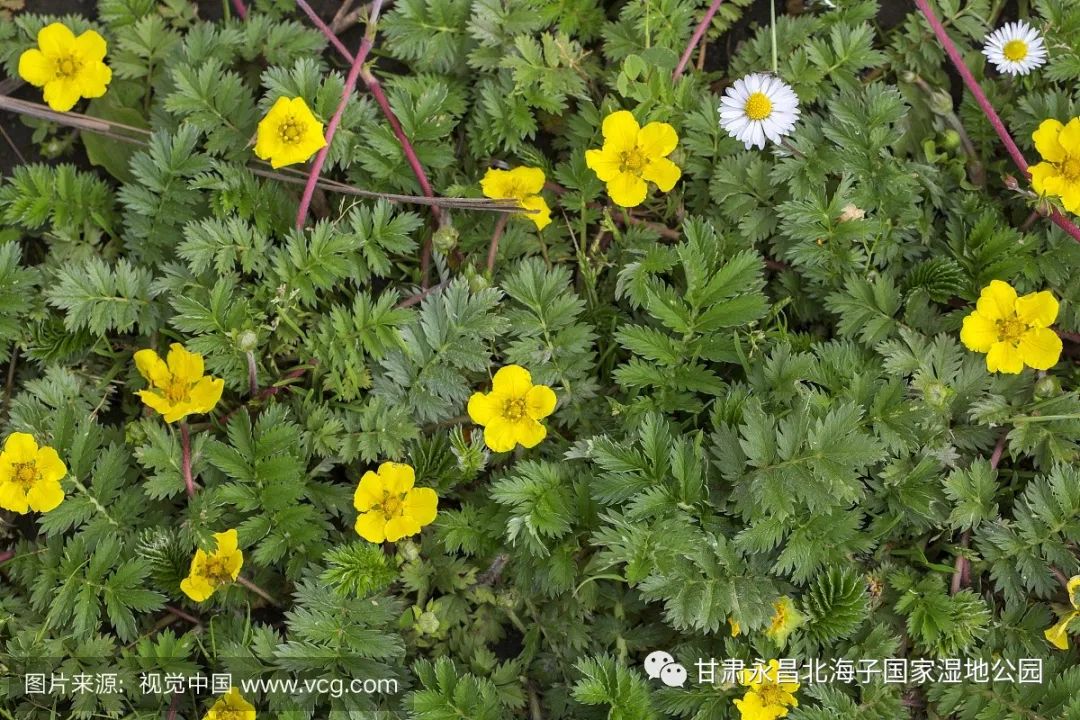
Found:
231,0 -> 248,20
914,0 -> 1080,244
295,0 -> 386,229
673,0 -> 726,79
0,548 -> 13,564
951,431 -> 1008,594
180,422 -> 195,498
294,0 -> 443,281
486,215 -> 509,274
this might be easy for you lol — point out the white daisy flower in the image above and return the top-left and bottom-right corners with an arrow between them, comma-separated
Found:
982,21 -> 1047,76
719,73 -> 800,150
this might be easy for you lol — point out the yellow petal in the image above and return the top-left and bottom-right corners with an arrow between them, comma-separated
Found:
607,172 -> 648,208
602,110 -> 640,144
223,551 -> 243,579
34,446 -> 68,483
519,194 -> 551,230
960,312 -> 999,352
1032,119 -> 1066,163
354,470 -> 383,511
1045,612 -> 1075,650
480,168 -> 514,200
491,365 -> 533,397
38,23 -> 76,56
0,481 -> 29,514
18,49 -> 53,87
1058,118 -> 1080,156
383,515 -> 420,542
4,432 -> 39,463
134,349 -> 170,388
525,384 -> 556,419
986,341 -> 1024,374
641,156 -> 681,192
1068,576 -> 1080,607
42,78 -> 82,112
468,391 -> 500,426
482,417 -> 519,453
26,479 -> 64,513
167,344 -> 204,383
213,529 -> 239,556
637,122 -> 679,158
1062,184 -> 1080,214
1015,291 -> 1059,328
404,487 -> 439,526
180,575 -> 215,602
76,60 -> 111,99
1018,327 -> 1062,370
136,389 -> 176,419
514,418 -> 547,449
585,148 -> 623,183
187,377 -> 224,415
355,511 -> 388,543
74,29 -> 108,63
223,688 -> 255,713
378,462 -> 415,494
1030,162 -> 1065,197
975,280 -> 1017,321
511,167 -> 546,195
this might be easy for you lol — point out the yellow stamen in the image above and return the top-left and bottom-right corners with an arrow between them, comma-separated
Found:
278,117 -> 304,144
1003,39 -> 1028,62
744,92 -> 773,121
502,397 -> 527,421
996,315 -> 1029,345
1061,157 -> 1080,182
199,557 -> 234,586
618,148 -> 646,174
755,681 -> 786,706
55,56 -> 80,79
381,492 -> 404,517
14,463 -> 38,490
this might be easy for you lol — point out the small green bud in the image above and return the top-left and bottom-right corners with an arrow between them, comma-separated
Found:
237,329 -> 258,352
399,540 -> 420,562
432,224 -> 458,254
929,89 -> 953,115
941,129 -> 962,150
416,610 -> 440,635
1034,375 -> 1061,399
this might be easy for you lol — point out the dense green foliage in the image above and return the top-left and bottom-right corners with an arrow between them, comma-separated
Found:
1,0 -> 1079,718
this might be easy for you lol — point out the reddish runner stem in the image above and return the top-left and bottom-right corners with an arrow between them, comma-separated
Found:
486,215 -> 509,274
914,0 -> 1080,243
231,0 -> 248,20
0,548 -> 13,564
673,0 -> 726,79
180,422 -> 196,498
951,431 -> 1007,593
237,576 -> 279,606
296,0 -> 386,228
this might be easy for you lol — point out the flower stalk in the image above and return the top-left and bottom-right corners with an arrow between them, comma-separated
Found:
673,0 -> 727,79
914,0 -> 1080,244
180,422 -> 195,498
237,575 -> 279,606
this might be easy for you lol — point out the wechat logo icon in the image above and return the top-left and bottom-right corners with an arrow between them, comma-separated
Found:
643,650 -> 687,687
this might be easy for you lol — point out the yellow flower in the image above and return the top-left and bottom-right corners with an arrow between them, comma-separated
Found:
203,687 -> 255,720
1031,118 -> 1080,213
481,167 -> 552,230
254,96 -> 327,169
585,110 -> 681,207
729,617 -> 741,637
180,529 -> 243,602
354,462 -> 438,543
764,596 -> 805,648
18,23 -> 112,112
467,365 -> 557,453
734,660 -> 799,720
0,433 -> 67,515
134,344 -> 225,424
960,280 -> 1062,374
1045,576 -> 1080,651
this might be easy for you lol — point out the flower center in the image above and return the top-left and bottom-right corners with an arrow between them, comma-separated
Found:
201,557 -> 233,586
216,711 -> 244,720
770,606 -> 788,632
380,491 -> 404,518
13,463 -> 38,491
1061,156 -> 1080,182
55,55 -> 81,79
163,378 -> 190,403
744,92 -> 773,121
618,148 -> 647,175
1003,39 -> 1028,62
996,315 -> 1029,345
501,397 -> 528,421
278,117 -> 304,145
755,680 -> 786,706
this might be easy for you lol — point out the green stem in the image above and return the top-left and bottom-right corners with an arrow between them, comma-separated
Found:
1008,414 -> 1080,423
